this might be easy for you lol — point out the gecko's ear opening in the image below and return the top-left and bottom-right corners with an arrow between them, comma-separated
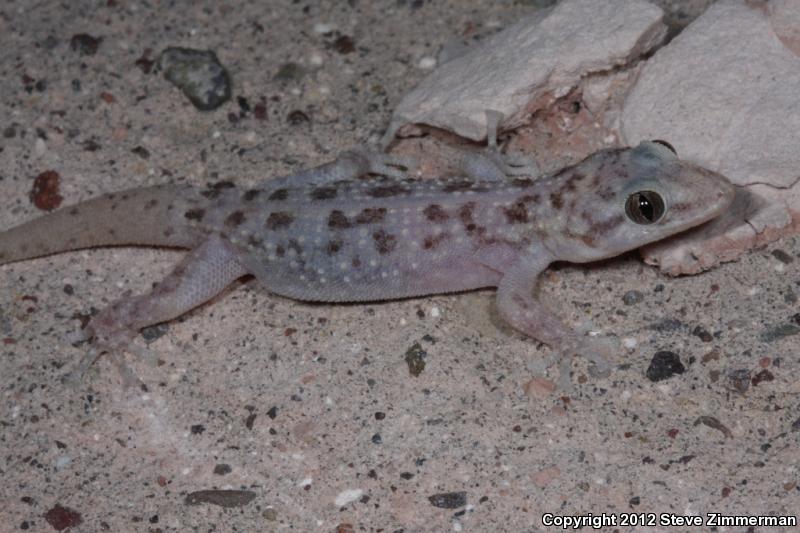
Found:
651,139 -> 677,155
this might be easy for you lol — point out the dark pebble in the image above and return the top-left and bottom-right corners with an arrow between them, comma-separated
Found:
213,463 -> 232,475
727,369 -> 751,394
646,351 -> 684,382
266,406 -> 278,419
771,249 -> 793,264
760,323 -> 800,342
158,47 -> 232,111
332,35 -> 356,54
131,146 -> 150,159
274,62 -> 305,83
184,489 -> 256,508
622,290 -> 643,305
190,424 -> 205,435
648,318 -> 684,332
428,491 -> 467,509
70,33 -> 101,56
371,433 -> 382,444
751,369 -> 774,386
404,342 -> 427,376
691,326 -> 713,342
287,109 -> 310,125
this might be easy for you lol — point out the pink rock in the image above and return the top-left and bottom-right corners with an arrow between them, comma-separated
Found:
387,0 -> 666,143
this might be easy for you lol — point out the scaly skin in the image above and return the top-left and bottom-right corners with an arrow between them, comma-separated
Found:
0,142 -> 734,386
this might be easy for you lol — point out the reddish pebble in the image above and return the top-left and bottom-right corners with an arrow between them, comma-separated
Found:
30,170 -> 63,211
523,377 -> 556,400
44,504 -> 82,530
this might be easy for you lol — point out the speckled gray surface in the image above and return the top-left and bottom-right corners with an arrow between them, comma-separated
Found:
1,1 -> 798,532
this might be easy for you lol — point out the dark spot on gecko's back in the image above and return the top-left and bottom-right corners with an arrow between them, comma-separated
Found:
458,202 -> 477,232
372,229 -> 397,255
423,204 -> 449,222
201,181 -> 235,199
225,210 -> 246,227
326,239 -> 343,255
247,235 -> 263,248
565,171 -> 586,191
423,233 -> 448,250
355,207 -> 386,224
503,202 -> 528,224
367,184 -> 410,198
351,256 -> 362,268
68,207 -> 79,216
310,186 -> 337,200
268,188 -> 288,201
243,189 -> 261,201
442,179 -> 474,193
144,198 -> 158,210
511,178 -> 535,188
276,244 -> 285,257
328,210 -> 351,229
184,208 -> 206,221
550,192 -> 564,209
265,211 -> 294,230
288,239 -> 303,255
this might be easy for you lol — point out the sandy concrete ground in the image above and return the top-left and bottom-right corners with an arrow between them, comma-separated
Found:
0,0 -> 797,531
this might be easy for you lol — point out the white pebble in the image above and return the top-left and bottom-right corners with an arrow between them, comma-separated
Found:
418,56 -> 437,69
34,137 -> 46,157
313,22 -> 336,34
334,488 -> 363,507
622,337 -> 637,349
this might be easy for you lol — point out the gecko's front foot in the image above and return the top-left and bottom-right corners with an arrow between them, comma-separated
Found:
544,335 -> 615,390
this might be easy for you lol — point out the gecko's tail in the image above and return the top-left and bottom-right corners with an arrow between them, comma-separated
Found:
0,185 -> 204,265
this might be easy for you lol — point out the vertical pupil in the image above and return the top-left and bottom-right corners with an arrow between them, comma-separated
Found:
638,195 -> 653,221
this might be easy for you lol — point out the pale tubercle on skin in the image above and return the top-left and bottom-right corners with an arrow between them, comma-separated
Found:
0,141 -> 734,387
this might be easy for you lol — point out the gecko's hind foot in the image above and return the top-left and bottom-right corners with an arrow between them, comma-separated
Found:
66,338 -> 146,389
65,307 -> 152,388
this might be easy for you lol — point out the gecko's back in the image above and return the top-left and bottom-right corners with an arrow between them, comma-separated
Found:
0,142 -> 734,386
182,142 -> 733,303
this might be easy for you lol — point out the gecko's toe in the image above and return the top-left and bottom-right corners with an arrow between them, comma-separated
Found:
499,152 -> 540,176
367,152 -> 418,179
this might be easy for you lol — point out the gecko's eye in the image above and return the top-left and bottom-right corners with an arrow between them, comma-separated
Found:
625,191 -> 665,225
652,139 -> 677,154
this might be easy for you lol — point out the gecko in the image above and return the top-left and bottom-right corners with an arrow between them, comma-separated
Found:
0,140 -> 734,386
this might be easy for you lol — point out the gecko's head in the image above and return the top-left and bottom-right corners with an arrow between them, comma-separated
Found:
561,140 -> 735,261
